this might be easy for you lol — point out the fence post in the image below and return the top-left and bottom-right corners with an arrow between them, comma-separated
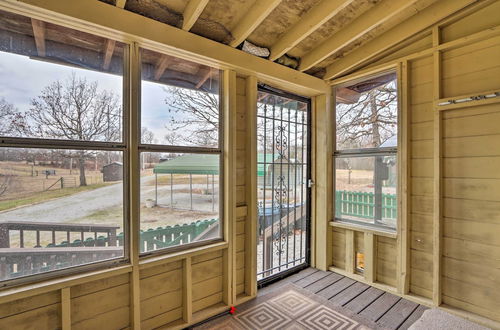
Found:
60,177 -> 64,189
335,191 -> 341,218
0,223 -> 9,248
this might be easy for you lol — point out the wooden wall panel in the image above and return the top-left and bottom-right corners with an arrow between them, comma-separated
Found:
376,236 -> 397,287
441,102 -> 500,322
0,291 -> 61,330
332,228 -> 346,269
71,277 -> 130,329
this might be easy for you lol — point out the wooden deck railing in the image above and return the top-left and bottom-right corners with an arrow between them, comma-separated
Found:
0,218 -> 219,280
335,190 -> 397,220
0,221 -> 119,248
0,247 -> 123,280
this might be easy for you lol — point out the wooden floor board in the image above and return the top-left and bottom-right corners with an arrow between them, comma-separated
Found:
303,272 -> 344,293
258,268 -> 425,329
316,277 -> 356,299
344,287 -> 385,313
329,282 -> 370,306
378,298 -> 419,329
289,268 -> 318,283
294,270 -> 331,287
397,305 -> 428,330
359,292 -> 401,322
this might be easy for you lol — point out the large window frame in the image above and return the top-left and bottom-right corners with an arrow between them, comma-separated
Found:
333,69 -> 400,234
0,30 -> 131,288
0,9 -> 226,288
136,47 -> 224,257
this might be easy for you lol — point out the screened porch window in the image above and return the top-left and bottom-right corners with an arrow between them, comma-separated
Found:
139,48 -> 222,254
334,71 -> 398,231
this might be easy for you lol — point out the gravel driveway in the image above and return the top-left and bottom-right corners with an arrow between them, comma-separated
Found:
0,176 -> 218,223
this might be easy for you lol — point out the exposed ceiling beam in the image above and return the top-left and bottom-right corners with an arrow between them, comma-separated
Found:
154,55 -> 172,80
269,0 -> 355,61
196,68 -> 213,88
102,39 -> 116,70
31,18 -> 46,57
229,0 -> 282,47
115,0 -> 126,9
299,0 -> 421,72
182,0 -> 209,31
324,0 -> 477,80
13,0 -> 328,96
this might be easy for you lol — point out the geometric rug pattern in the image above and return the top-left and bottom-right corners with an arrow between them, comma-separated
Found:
195,284 -> 376,330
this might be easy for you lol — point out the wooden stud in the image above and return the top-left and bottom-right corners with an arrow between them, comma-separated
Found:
222,69 -> 237,306
299,0 -> 420,72
269,0 -> 354,61
313,93 -> 333,270
61,287 -> 71,330
229,0 -> 282,48
432,26 -> 442,307
102,39 -> 116,70
182,0 -> 209,31
244,75 -> 258,298
364,233 -> 376,283
323,0 -> 477,80
182,257 -> 192,323
153,55 -> 171,81
398,60 -> 411,295
345,230 -> 355,274
31,18 -> 46,57
129,42 -> 142,330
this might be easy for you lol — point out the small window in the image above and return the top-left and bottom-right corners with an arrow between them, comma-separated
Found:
139,48 -> 222,254
334,71 -> 398,231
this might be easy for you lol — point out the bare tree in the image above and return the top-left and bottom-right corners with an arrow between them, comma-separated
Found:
26,73 -> 121,186
0,98 -> 26,136
163,86 -> 219,147
336,81 -> 398,150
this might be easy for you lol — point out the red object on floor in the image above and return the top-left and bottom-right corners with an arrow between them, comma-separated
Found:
229,306 -> 236,314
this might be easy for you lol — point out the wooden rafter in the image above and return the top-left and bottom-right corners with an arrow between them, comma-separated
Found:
115,0 -> 127,9
31,18 -> 46,57
269,0 -> 355,61
196,68 -> 213,89
182,0 -> 209,31
154,55 -> 172,81
229,0 -> 282,48
102,39 -> 116,70
324,0 -> 477,80
299,0 -> 420,72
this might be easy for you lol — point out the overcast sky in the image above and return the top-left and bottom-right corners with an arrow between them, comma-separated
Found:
0,51 -> 175,142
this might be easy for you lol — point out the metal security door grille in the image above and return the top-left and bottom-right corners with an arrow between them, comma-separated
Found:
256,86 -> 311,282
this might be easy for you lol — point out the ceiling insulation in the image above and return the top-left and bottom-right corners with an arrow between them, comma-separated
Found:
94,0 -> 462,80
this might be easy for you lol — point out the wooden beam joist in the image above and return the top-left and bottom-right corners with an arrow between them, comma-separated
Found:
115,0 -> 126,9
324,0 -> 477,80
299,0 -> 420,72
102,39 -> 115,70
229,0 -> 282,48
30,18 -> 46,57
154,55 -> 171,80
182,0 -> 209,31
269,0 -> 355,61
196,67 -> 213,88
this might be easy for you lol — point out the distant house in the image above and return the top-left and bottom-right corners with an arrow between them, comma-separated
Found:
102,162 -> 123,182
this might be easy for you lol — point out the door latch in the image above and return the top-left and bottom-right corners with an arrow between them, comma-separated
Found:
307,179 -> 315,188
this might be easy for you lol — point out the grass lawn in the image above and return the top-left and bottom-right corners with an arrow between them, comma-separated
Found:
0,183 -> 109,212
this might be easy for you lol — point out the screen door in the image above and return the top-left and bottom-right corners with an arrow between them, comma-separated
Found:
256,85 -> 311,283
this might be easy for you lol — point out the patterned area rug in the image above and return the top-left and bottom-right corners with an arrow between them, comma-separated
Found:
195,283 -> 383,329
